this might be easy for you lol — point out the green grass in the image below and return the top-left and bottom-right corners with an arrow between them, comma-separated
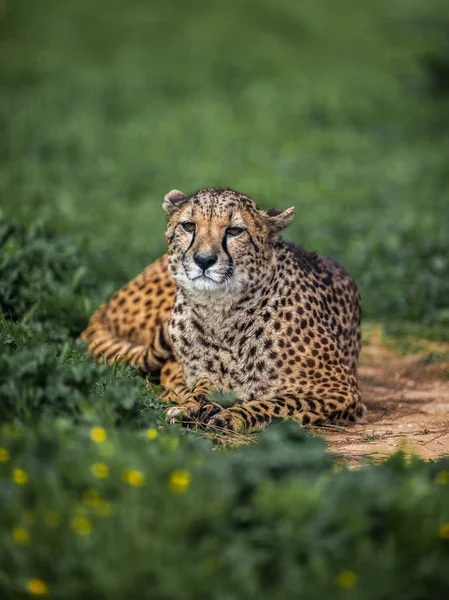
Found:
1,0 -> 449,597
1,0 -> 449,322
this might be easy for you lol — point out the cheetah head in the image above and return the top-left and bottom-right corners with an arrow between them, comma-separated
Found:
163,187 -> 295,297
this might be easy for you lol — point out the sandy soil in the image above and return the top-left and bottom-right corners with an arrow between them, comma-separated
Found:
317,329 -> 449,462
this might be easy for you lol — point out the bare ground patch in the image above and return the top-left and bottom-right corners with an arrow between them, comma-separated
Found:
317,329 -> 449,462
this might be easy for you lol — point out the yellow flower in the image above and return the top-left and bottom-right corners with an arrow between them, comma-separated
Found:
336,570 -> 358,588
22,510 -> 35,525
27,579 -> 49,595
13,468 -> 28,485
439,523 -> 449,539
71,516 -> 92,536
13,527 -> 30,546
0,447 -> 10,462
90,427 -> 107,443
44,510 -> 61,528
90,463 -> 109,479
146,428 -> 158,440
122,468 -> 146,487
168,469 -> 191,493
435,471 -> 449,486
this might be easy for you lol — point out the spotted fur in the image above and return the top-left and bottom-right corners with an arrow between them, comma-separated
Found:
81,187 -> 365,432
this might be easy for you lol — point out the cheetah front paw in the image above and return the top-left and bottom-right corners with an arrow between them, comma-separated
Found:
166,401 -> 200,424
204,408 -> 246,433
166,400 -> 223,426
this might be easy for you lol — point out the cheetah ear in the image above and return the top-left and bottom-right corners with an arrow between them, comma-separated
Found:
163,189 -> 188,214
264,207 -> 295,233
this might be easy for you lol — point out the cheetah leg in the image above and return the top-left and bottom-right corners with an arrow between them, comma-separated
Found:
159,359 -> 190,402
203,387 -> 366,434
164,376 -> 223,425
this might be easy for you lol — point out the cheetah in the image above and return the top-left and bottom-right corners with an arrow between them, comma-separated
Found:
81,187 -> 365,432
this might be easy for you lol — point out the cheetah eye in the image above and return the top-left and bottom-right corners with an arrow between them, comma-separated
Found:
181,221 -> 196,233
226,226 -> 244,237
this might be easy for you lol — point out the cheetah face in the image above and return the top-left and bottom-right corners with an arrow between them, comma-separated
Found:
163,188 -> 295,297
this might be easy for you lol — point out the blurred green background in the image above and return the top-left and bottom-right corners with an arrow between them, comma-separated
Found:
1,0 -> 449,327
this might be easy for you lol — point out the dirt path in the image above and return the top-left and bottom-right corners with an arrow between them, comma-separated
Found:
317,329 -> 449,462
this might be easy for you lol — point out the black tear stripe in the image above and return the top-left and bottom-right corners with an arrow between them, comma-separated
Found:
221,232 -> 234,267
179,223 -> 196,263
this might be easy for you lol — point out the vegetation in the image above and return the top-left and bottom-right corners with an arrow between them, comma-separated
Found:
1,0 -> 449,597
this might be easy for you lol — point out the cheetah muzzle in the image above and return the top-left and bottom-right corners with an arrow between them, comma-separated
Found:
81,187 -> 366,433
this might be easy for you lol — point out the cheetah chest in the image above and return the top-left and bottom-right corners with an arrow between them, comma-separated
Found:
169,308 -> 275,401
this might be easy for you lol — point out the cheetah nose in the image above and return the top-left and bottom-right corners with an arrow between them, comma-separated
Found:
193,253 -> 218,271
